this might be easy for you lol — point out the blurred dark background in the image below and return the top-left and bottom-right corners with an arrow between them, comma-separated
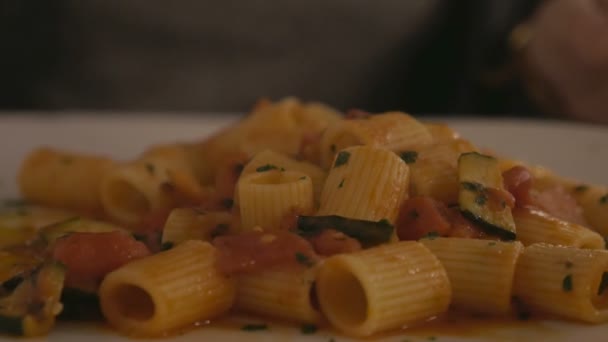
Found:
0,0 -> 549,116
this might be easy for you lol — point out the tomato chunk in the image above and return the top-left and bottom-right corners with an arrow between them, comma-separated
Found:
310,229 -> 362,256
213,230 -> 317,275
52,231 -> 151,289
446,208 -> 486,238
502,166 -> 534,207
396,196 -> 451,240
531,186 -> 587,225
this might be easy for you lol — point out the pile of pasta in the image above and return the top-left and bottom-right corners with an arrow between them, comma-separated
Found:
2,97 -> 608,338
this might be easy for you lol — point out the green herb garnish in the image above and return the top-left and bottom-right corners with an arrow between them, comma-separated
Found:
399,151 -> 418,164
295,252 -> 315,267
421,231 -> 440,240
334,151 -> 351,168
256,164 -> 279,172
461,181 -> 485,192
573,185 -> 589,193
562,274 -> 573,292
160,241 -> 174,251
211,223 -> 230,238
300,324 -> 317,334
145,163 -> 155,175
241,324 -> 268,331
221,198 -> 234,209
475,194 -> 488,206
338,178 -> 345,188
296,215 -> 393,248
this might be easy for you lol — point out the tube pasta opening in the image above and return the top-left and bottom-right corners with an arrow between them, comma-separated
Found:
109,284 -> 155,321
316,264 -> 368,326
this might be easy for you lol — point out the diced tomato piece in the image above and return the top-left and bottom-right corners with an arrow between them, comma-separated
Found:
310,229 -> 362,256
213,230 -> 317,275
52,231 -> 151,289
502,166 -> 534,207
446,208 -> 486,238
531,186 -> 587,225
396,196 -> 452,240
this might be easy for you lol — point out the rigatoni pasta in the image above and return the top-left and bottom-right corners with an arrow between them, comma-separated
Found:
18,147 -> 116,215
317,145 -> 409,224
99,240 -> 236,336
4,97 -> 608,339
421,237 -> 523,315
315,241 -> 451,337
238,170 -> 314,231
514,243 -> 608,323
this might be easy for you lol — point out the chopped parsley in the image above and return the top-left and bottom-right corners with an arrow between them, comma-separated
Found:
241,324 -> 268,331
475,194 -> 488,206
1,198 -> 28,208
256,164 -> 279,172
145,163 -> 155,175
295,252 -> 315,267
300,324 -> 317,334
399,151 -> 418,164
573,185 -> 589,193
421,231 -> 440,240
210,223 -> 230,238
338,178 -> 345,188
598,272 -> 608,296
600,194 -> 608,204
334,151 -> 351,168
461,181 -> 485,192
160,241 -> 174,251
221,198 -> 234,209
562,274 -> 573,292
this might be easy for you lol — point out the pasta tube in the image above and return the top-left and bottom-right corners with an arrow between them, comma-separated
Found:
513,207 -> 604,249
100,146 -> 203,225
319,112 -> 432,168
240,150 -> 326,203
235,266 -> 321,324
317,145 -> 409,224
514,243 -> 608,323
238,170 -> 314,231
424,122 -> 460,143
18,147 -> 115,215
315,241 -> 451,337
99,240 -> 236,336
161,208 -> 233,246
573,186 -> 608,236
421,237 -> 524,315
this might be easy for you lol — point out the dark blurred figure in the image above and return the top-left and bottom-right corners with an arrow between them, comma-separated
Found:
1,0 -> 607,123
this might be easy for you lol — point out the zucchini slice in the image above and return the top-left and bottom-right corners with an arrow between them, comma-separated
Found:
296,215 -> 394,248
458,152 -> 516,240
0,262 -> 65,337
39,217 -> 128,245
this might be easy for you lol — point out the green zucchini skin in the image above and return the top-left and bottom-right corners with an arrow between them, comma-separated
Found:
458,152 -> 517,240
59,288 -> 102,321
296,215 -> 394,248
0,262 -> 66,337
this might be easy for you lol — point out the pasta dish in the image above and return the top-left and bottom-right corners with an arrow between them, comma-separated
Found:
1,98 -> 607,338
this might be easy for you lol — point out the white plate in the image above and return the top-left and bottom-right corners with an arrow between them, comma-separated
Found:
0,114 -> 607,342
